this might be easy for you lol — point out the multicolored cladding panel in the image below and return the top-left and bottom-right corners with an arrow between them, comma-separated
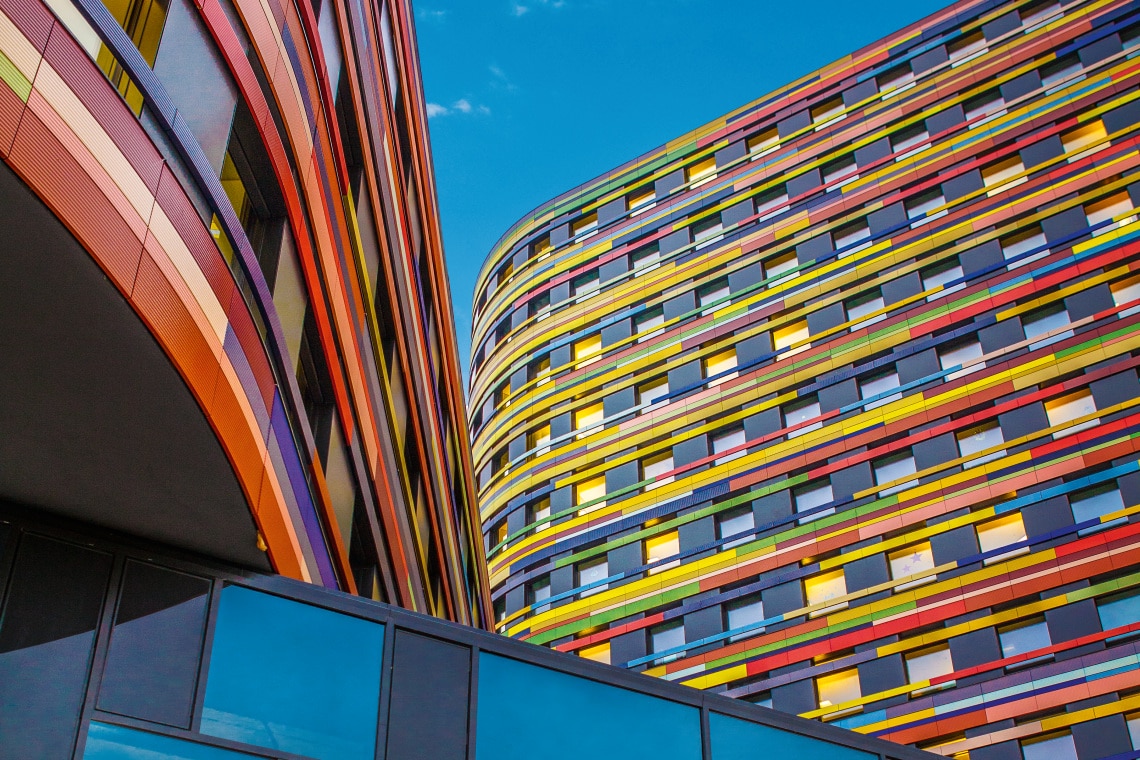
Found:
471,0 -> 1140,754
0,0 -> 489,625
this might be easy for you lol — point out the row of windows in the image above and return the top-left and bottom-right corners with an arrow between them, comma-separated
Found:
473,167 -> 1136,441
473,0 -> 1126,342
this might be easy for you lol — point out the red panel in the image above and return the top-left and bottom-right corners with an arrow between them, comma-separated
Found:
152,165 -> 235,307
132,247 -> 222,408
42,25 -> 163,193
0,0 -> 53,52
8,104 -> 143,293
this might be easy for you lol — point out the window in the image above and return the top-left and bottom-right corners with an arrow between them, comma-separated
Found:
846,289 -> 885,329
573,333 -> 602,364
874,452 -> 917,495
1041,54 -> 1082,89
578,642 -> 611,665
805,569 -> 848,616
645,531 -> 680,574
528,497 -> 552,528
576,476 -> 606,514
572,212 -> 598,237
889,542 -> 936,587
711,426 -> 747,465
1021,733 -> 1077,760
574,402 -> 604,432
1020,0 -> 1060,27
833,220 -> 871,255
717,507 -> 755,549
571,270 -> 599,296
1070,484 -> 1126,531
725,594 -> 765,641
693,217 -> 724,247
747,128 -> 779,155
938,339 -> 984,380
577,557 -> 609,597
635,308 -> 665,340
764,251 -> 798,282
755,188 -> 789,218
948,31 -> 986,63
688,156 -> 716,185
1112,274 -> 1140,308
1022,304 -> 1072,350
528,423 -> 552,452
493,596 -> 506,624
878,66 -> 915,96
784,397 -> 822,438
822,155 -> 857,186
528,575 -> 551,609
493,519 -> 508,547
1001,227 -> 1048,269
811,97 -> 845,128
905,646 -> 953,685
1098,589 -> 1140,631
906,190 -> 945,224
628,186 -> 655,212
964,90 -> 1004,124
957,421 -> 1005,467
998,616 -> 1051,658
816,668 -> 860,708
1044,389 -> 1096,437
650,620 -> 685,664
1086,192 -> 1135,235
699,281 -> 729,312
773,320 -> 809,353
632,244 -> 661,270
705,348 -> 738,384
981,156 -> 1025,195
922,260 -> 965,297
639,377 -> 669,407
642,452 -> 675,490
1061,120 -> 1107,156
860,370 -> 902,410
794,480 -> 835,522
891,124 -> 928,156
976,513 -> 1027,561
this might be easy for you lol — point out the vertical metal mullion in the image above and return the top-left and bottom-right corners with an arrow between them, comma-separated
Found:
190,578 -> 227,733
466,643 -> 480,760
700,703 -> 712,760
373,620 -> 397,759
71,551 -> 126,760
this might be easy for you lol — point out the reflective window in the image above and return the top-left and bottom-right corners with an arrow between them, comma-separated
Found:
577,557 -> 609,597
1001,228 -> 1048,269
725,594 -> 765,642
816,668 -> 861,708
998,617 -> 1050,658
1098,589 -> 1140,631
874,453 -> 917,495
860,370 -> 902,410
646,531 -> 680,574
1023,305 -> 1073,350
650,620 -> 685,663
785,397 -> 822,438
710,712 -> 874,760
643,452 -> 675,490
889,542 -> 935,587
201,586 -> 384,760
386,631 -> 470,760
795,481 -> 835,522
1070,484 -> 1125,529
1045,390 -> 1097,437
805,569 -> 847,615
905,646 -> 953,684
957,422 -> 1005,468
711,426 -> 747,464
938,340 -> 984,380
83,722 -> 260,759
0,535 -> 113,759
846,290 -> 885,328
1021,732 -> 1078,760
476,653 -> 702,760
717,507 -> 755,549
98,562 -> 210,727
1113,275 -> 1140,308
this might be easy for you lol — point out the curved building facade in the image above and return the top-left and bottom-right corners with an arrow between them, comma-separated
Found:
0,0 -> 488,624
471,0 -> 1140,755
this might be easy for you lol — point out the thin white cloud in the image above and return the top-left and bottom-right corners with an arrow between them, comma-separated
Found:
418,8 -> 447,21
426,102 -> 449,118
453,98 -> 473,114
512,3 -> 528,15
478,105 -> 492,115
426,99 -> 490,119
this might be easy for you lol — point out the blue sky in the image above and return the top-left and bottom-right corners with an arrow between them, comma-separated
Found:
416,0 -> 950,383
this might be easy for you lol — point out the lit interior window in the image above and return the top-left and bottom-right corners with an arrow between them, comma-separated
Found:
705,348 -> 738,381
1044,389 -> 1097,437
572,212 -> 598,237
747,128 -> 779,155
578,642 -> 611,665
645,531 -> 680,574
816,668 -> 861,708
1061,120 -> 1107,156
956,421 -> 1005,468
1086,192 -> 1135,235
574,333 -> 602,364
642,452 -> 675,490
628,186 -> 655,210
889,542 -> 935,586
812,98 -> 845,128
764,252 -> 798,282
905,645 -> 954,684
528,424 -> 551,451
773,320 -> 809,353
688,156 -> 717,184
576,475 -> 606,512
574,402 -> 604,432
948,30 -> 986,62
981,156 -> 1025,195
804,568 -> 847,613
529,497 -> 552,526
976,512 -> 1027,558
1111,274 -> 1140,308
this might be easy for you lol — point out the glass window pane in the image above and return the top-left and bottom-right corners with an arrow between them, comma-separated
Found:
998,618 -> 1050,657
977,513 -> 1027,554
646,531 -> 680,574
98,561 -> 211,728
889,542 -> 935,581
905,646 -> 953,683
1022,733 -> 1077,760
710,712 -> 874,760
83,722 -> 261,759
476,653 -> 702,760
0,535 -> 113,759
817,668 -> 861,707
957,422 -> 1005,468
1099,590 -> 1140,631
1045,390 -> 1097,436
201,585 -> 384,760
805,569 -> 847,607
1071,485 -> 1125,524
385,630 -> 470,760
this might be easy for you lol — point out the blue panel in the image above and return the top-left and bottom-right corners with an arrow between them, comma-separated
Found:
200,586 -> 384,760
710,712 -> 874,760
83,722 -> 261,760
476,653 -> 702,760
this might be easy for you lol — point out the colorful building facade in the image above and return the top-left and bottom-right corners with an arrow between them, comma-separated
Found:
0,0 -> 488,622
470,0 -> 1140,757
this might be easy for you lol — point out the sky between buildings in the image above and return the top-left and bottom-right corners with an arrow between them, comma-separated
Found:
416,0 -> 951,388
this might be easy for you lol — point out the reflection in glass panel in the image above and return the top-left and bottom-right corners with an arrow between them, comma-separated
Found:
998,617 -> 1050,657
83,722 -> 261,760
1099,590 -> 1140,631
201,586 -> 384,760
97,561 -> 211,727
0,535 -> 113,759
710,712 -> 874,760
476,653 -> 701,760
